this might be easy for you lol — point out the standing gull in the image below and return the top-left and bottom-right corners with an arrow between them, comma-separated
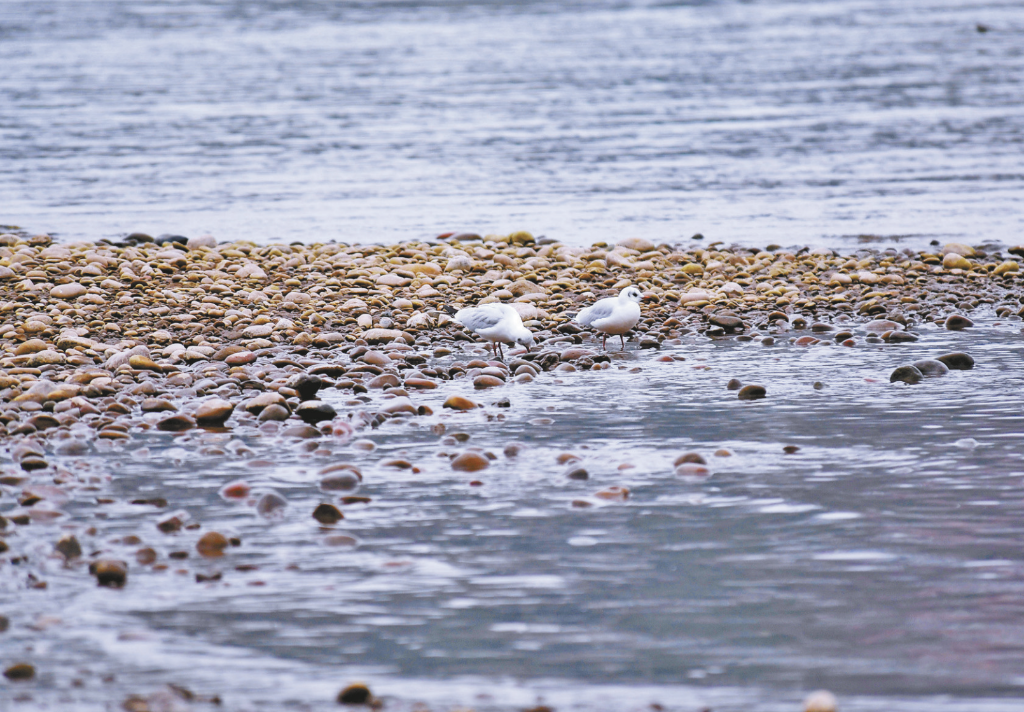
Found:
575,286 -> 642,350
446,303 -> 535,360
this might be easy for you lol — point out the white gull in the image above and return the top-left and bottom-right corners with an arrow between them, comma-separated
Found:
574,286 -> 642,350
447,302 -> 535,360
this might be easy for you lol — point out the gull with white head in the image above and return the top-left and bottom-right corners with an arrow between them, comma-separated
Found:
575,286 -> 643,350
446,302 -> 535,360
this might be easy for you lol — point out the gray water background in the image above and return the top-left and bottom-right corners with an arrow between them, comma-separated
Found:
1,0 -> 1022,248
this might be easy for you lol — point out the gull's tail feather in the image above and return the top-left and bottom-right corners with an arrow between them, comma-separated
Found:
442,305 -> 458,317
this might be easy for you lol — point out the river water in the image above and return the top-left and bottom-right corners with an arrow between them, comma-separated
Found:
1,0 -> 1022,249
5,316 -> 1024,710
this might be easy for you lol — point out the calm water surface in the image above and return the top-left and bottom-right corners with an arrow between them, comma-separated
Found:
4,317 -> 1024,710
1,0 -> 1023,248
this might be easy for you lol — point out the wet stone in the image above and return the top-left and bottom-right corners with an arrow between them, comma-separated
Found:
296,400 -> 337,424
726,378 -> 742,391
219,480 -> 251,499
710,314 -> 743,331
141,398 -> 176,413
565,466 -> 589,480
194,398 -> 234,426
737,384 -> 766,400
473,375 -> 504,389
55,534 -> 82,560
674,452 -> 707,466
282,424 -> 322,438
255,490 -> 288,517
90,559 -> 128,588
244,392 -> 287,414
451,452 -> 490,472
937,352 -> 975,370
26,414 -> 60,430
3,663 -> 35,681
290,373 -> 322,400
157,511 -> 189,533
443,395 -> 478,410
944,314 -> 974,330
257,404 -> 290,422
368,373 -> 401,389
196,532 -> 230,557
21,456 -> 49,471
913,359 -> 949,377
225,350 -> 256,365
380,397 -> 417,415
890,365 -> 924,384
313,503 -> 344,525
337,682 -> 372,705
885,331 -> 919,343
129,355 -> 162,372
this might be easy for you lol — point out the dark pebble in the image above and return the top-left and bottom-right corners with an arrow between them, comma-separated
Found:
89,559 -> 128,588
312,503 -> 344,525
565,466 -> 589,480
937,352 -> 975,370
296,401 -> 337,424
890,365 -> 923,384
726,378 -> 742,391
291,373 -> 322,400
3,663 -> 35,681
885,331 -> 919,343
20,456 -> 48,471
944,314 -> 974,330
157,414 -> 195,432
737,384 -> 766,400
55,534 -> 82,560
710,314 -> 743,331
258,404 -> 290,422
337,683 -> 372,704
157,511 -> 189,533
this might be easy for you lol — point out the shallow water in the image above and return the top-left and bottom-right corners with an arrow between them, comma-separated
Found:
2,0 -> 1023,248
4,316 -> 1024,710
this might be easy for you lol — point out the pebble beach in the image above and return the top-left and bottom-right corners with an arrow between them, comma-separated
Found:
2,227 -> 1024,711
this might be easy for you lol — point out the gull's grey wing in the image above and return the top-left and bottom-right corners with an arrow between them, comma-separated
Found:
456,307 -> 504,332
576,299 -> 614,326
